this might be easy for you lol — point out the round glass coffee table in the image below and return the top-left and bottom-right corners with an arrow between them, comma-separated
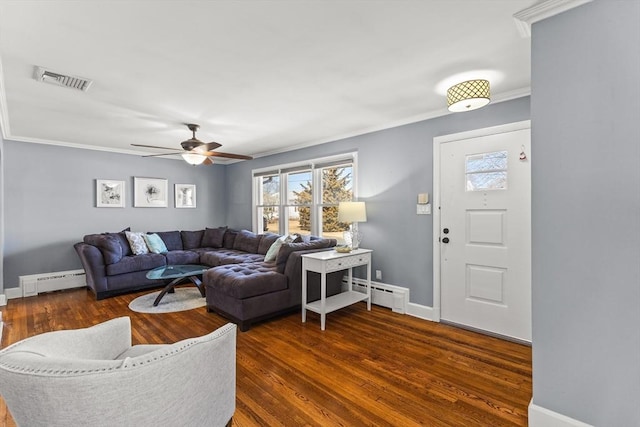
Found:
146,264 -> 209,306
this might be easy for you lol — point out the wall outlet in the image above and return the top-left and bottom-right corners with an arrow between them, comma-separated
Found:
375,270 -> 382,280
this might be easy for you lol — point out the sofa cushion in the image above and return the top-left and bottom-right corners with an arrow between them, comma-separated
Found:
257,233 -> 280,255
202,227 -> 227,248
181,230 -> 204,250
233,230 -> 261,253
201,249 -> 265,267
165,250 -> 201,265
106,254 -> 166,276
275,240 -> 333,273
83,234 -> 123,265
223,229 -> 238,249
143,233 -> 168,254
104,229 -> 133,257
205,263 -> 286,299
125,231 -> 149,255
155,231 -> 183,251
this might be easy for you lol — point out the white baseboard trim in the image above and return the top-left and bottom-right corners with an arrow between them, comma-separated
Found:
4,287 -> 22,300
0,294 -> 6,306
406,302 -> 436,322
529,401 -> 593,427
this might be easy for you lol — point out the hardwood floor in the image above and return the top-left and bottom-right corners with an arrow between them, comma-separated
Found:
0,288 -> 531,426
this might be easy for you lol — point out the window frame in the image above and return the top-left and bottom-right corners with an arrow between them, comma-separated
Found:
252,152 -> 358,237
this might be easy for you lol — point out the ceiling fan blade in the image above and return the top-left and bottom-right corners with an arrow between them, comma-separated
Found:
200,151 -> 253,160
203,157 -> 214,165
192,141 -> 222,153
142,152 -> 182,158
132,143 -> 181,151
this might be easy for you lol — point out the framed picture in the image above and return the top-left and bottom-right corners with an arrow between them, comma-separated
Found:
175,184 -> 196,208
96,179 -> 125,208
134,177 -> 168,208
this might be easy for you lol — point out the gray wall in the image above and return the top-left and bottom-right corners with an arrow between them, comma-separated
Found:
2,140 -> 227,288
226,96 -> 530,306
531,0 -> 640,425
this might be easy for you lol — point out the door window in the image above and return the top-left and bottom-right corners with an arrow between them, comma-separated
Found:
465,151 -> 508,191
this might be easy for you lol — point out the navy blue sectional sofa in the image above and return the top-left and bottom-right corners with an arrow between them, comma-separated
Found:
75,227 -> 342,330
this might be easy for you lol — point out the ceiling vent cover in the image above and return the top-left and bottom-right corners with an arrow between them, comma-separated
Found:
33,66 -> 93,92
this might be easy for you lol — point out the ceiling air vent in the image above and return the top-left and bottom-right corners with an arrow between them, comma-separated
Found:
33,66 -> 93,92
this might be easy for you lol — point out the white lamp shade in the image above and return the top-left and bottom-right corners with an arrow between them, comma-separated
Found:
337,202 -> 367,223
181,153 -> 207,165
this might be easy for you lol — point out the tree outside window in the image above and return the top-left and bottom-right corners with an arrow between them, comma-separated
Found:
293,166 -> 353,238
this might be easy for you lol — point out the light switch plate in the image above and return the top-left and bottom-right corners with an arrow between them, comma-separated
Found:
417,204 -> 431,215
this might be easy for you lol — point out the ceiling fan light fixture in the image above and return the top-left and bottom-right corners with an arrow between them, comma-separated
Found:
181,153 -> 207,165
447,79 -> 490,112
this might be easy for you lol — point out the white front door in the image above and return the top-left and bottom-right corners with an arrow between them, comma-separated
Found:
438,124 -> 531,342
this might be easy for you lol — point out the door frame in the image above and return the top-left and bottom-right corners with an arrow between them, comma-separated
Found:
432,120 -> 531,323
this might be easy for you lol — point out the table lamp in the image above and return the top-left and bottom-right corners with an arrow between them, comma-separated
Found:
337,201 -> 367,249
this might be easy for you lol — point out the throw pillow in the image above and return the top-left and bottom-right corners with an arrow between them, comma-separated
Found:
263,234 -> 298,262
103,227 -> 132,256
202,226 -> 227,248
257,233 -> 280,255
125,231 -> 149,255
144,233 -> 168,254
223,229 -> 238,249
181,230 -> 205,250
264,236 -> 285,262
155,230 -> 183,251
83,234 -> 122,265
233,230 -> 261,253
289,234 -> 303,243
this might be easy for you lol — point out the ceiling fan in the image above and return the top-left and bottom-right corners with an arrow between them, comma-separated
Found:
132,123 -> 253,165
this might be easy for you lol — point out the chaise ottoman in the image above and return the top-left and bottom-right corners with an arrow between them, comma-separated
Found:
205,263 -> 290,331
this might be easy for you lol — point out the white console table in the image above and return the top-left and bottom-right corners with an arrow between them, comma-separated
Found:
301,248 -> 372,330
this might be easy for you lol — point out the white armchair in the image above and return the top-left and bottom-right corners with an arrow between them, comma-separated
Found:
0,317 -> 236,427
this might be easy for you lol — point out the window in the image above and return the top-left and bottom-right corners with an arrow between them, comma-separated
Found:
256,174 -> 280,234
465,151 -> 508,191
319,165 -> 353,240
286,169 -> 312,236
253,154 -> 357,241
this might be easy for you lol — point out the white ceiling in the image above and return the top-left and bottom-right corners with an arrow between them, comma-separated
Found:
0,0 -> 536,162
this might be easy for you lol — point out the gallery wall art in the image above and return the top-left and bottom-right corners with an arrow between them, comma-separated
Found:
96,179 -> 125,208
175,184 -> 196,208
134,177 -> 168,208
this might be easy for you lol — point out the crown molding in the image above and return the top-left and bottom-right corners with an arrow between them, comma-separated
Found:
514,0 -> 593,37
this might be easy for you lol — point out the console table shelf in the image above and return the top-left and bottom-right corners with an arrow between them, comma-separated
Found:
305,291 -> 369,314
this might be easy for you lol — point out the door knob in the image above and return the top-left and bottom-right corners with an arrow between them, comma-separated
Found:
443,228 -> 449,234
442,237 -> 450,244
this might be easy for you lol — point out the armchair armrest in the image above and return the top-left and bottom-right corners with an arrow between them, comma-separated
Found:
1,317 -> 132,361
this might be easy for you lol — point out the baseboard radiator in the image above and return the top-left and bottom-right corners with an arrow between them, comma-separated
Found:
343,277 -> 409,314
18,269 -> 86,297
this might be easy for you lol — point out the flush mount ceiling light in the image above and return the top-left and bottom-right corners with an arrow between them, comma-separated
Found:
447,79 -> 490,112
